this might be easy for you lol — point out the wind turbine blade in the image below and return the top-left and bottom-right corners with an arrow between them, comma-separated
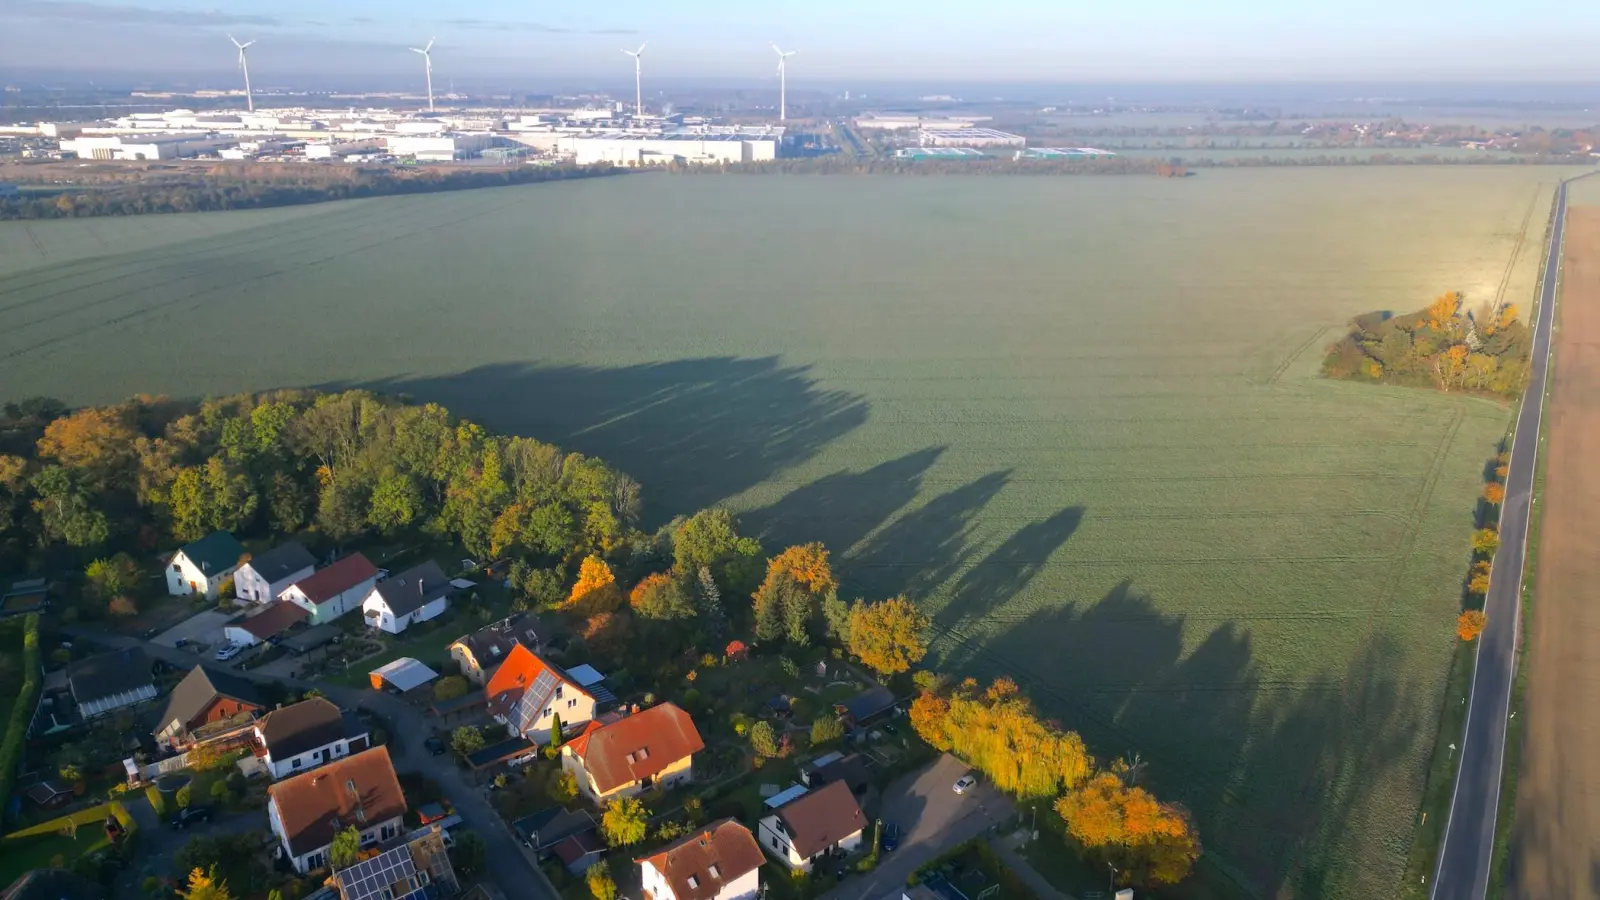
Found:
636,41 -> 647,54
242,40 -> 255,49
229,34 -> 240,48
425,38 -> 435,52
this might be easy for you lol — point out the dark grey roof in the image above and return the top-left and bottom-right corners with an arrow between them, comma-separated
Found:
455,613 -> 544,669
258,698 -> 359,759
242,542 -> 316,584
842,686 -> 896,722
68,648 -> 152,703
177,531 -> 245,576
369,560 -> 452,618
512,806 -> 598,852
156,665 -> 267,735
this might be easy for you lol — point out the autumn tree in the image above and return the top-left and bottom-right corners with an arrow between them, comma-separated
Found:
587,861 -> 619,900
629,573 -> 696,621
1483,483 -> 1506,505
908,677 -> 1091,798
36,403 -> 140,489
749,720 -> 780,759
600,798 -> 648,847
1471,528 -> 1500,556
581,610 -> 632,661
847,596 -> 930,677
765,543 -> 838,594
1468,561 -> 1492,595
1055,770 -> 1201,886
1458,610 -> 1487,641
566,556 -> 623,617
811,715 -> 845,747
329,826 -> 362,870
178,867 -> 234,900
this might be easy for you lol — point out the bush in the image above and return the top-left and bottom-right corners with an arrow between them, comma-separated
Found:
210,779 -> 233,807
433,676 -> 469,702
175,784 -> 192,809
145,785 -> 168,818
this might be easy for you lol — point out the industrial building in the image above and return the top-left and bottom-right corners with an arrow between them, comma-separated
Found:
855,114 -> 991,131
60,133 -> 234,160
1015,147 -> 1117,160
918,128 -> 1026,149
895,147 -> 987,160
385,133 -> 497,161
560,133 -> 778,167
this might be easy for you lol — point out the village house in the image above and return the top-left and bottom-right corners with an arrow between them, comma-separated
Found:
637,819 -> 763,900
562,702 -> 704,804
223,598 -> 311,648
280,553 -> 380,625
757,780 -> 866,872
154,665 -> 268,750
253,697 -> 371,780
234,542 -> 316,605
449,613 -> 546,685
361,560 -> 452,634
267,746 -> 407,874
486,643 -> 595,745
68,647 -> 157,720
165,531 -> 245,599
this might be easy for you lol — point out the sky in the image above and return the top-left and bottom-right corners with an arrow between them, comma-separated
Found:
1,0 -> 1597,90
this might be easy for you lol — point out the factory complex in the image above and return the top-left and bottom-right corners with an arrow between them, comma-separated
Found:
1,106 -> 786,167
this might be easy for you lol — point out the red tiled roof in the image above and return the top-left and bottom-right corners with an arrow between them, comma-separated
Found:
267,746 -> 406,857
566,702 -> 704,795
288,553 -> 378,605
484,643 -> 589,718
237,599 -> 310,639
635,819 -> 763,900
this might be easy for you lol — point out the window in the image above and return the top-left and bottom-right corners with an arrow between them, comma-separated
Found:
687,877 -> 699,890
308,852 -> 324,869
555,685 -> 564,699
708,865 -> 721,880
568,698 -> 577,708
770,836 -> 783,852
544,707 -> 553,718
172,563 -> 181,573
637,747 -> 649,760
381,823 -> 396,840
292,758 -> 301,769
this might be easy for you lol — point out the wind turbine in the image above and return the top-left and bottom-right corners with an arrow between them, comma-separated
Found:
622,42 -> 647,117
410,38 -> 436,112
772,44 -> 797,121
228,35 -> 255,112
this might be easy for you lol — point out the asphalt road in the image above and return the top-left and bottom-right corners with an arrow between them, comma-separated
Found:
1430,177 -> 1572,899
65,628 -> 559,900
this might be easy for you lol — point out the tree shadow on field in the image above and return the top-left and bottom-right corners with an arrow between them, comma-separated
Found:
743,446 -> 946,559
347,357 -> 868,525
840,470 -> 1014,601
942,584 -> 1419,898
932,506 -> 1085,628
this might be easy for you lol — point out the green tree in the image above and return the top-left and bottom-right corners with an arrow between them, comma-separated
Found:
696,566 -> 726,638
451,726 -> 486,757
551,713 -> 564,747
367,469 -> 423,534
822,595 -> 853,644
209,778 -> 232,808
510,564 -> 565,610
329,825 -> 362,870
672,508 -> 761,577
266,472 -> 310,533
175,784 -> 193,809
600,798 -> 648,847
85,553 -> 140,602
29,465 -> 109,547
629,573 -> 696,621
450,831 -> 488,876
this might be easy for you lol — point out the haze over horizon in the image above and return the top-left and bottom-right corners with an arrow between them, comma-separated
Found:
2,0 -> 1598,90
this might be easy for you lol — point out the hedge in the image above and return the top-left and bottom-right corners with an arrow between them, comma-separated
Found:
0,614 -> 41,821
4,802 -> 120,840
145,785 -> 167,818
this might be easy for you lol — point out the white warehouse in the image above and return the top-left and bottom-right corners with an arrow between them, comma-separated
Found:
561,133 -> 777,167
61,133 -> 233,160
385,133 -> 496,161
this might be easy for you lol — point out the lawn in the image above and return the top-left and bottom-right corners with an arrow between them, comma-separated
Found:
0,167 -> 1582,898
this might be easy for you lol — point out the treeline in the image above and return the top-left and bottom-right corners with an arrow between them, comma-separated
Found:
0,163 -> 621,220
665,154 -> 1580,178
1323,292 -> 1531,396
911,675 -> 1200,886
0,391 -> 640,575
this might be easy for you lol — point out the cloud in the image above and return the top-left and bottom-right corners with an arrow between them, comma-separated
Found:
441,17 -> 635,35
2,0 -> 280,27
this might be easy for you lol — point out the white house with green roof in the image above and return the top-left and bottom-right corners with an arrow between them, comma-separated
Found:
166,531 -> 246,599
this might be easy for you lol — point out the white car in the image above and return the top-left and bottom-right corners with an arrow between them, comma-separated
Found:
214,643 -> 243,661
953,774 -> 978,795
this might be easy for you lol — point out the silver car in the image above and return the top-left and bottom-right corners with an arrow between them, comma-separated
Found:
953,774 -> 978,795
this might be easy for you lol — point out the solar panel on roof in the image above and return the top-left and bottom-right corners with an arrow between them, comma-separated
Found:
515,669 -> 560,732
336,845 -> 418,900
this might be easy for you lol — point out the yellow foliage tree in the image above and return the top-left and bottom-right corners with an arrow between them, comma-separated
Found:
1458,610 -> 1487,641
908,677 -> 1091,798
847,596 -> 930,677
1055,771 -> 1201,886
565,555 -> 622,617
764,543 -> 838,595
178,867 -> 234,900
1483,483 -> 1506,505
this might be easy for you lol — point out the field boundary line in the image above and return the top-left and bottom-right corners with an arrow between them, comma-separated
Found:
1268,324 -> 1336,385
1491,186 -> 1542,313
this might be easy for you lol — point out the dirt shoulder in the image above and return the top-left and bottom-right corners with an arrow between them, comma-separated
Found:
1509,205 -> 1600,898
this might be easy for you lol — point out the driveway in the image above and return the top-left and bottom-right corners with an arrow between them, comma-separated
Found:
151,609 -> 236,651
820,755 -> 1015,900
115,794 -> 271,898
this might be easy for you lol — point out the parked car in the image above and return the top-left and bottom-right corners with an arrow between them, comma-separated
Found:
169,806 -> 214,829
425,735 -> 446,756
173,638 -> 190,649
214,643 -> 243,661
953,774 -> 978,795
882,822 -> 901,852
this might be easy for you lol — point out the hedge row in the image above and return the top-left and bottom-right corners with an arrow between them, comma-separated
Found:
0,614 -> 41,823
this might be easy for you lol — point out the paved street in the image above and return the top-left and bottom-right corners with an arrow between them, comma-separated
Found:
819,754 -> 1015,900
64,627 -> 558,900
1429,176 -> 1580,899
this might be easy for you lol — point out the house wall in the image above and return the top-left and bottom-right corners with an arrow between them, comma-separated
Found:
450,644 -> 488,684
236,562 -> 314,605
166,552 -> 237,599
282,576 -> 377,625
275,807 -> 403,874
506,689 -> 594,745
258,729 -> 369,780
362,594 -> 450,634
566,751 -> 693,805
196,696 -> 259,728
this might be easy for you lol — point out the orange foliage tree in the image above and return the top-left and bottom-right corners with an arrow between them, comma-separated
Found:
764,543 -> 838,595
1458,610 -> 1487,641
565,556 -> 622,617
582,610 -> 632,659
1055,770 -> 1201,886
908,676 -> 1091,799
36,404 -> 140,488
846,596 -> 930,677
1483,483 -> 1506,505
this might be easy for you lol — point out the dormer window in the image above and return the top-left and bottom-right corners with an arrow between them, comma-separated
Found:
687,877 -> 699,889
637,747 -> 648,760
708,865 -> 721,880
625,752 -> 636,764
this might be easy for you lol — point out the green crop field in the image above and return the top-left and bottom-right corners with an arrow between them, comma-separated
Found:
0,167 -> 1578,898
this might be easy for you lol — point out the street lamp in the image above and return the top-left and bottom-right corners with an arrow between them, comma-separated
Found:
1108,863 -> 1117,893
